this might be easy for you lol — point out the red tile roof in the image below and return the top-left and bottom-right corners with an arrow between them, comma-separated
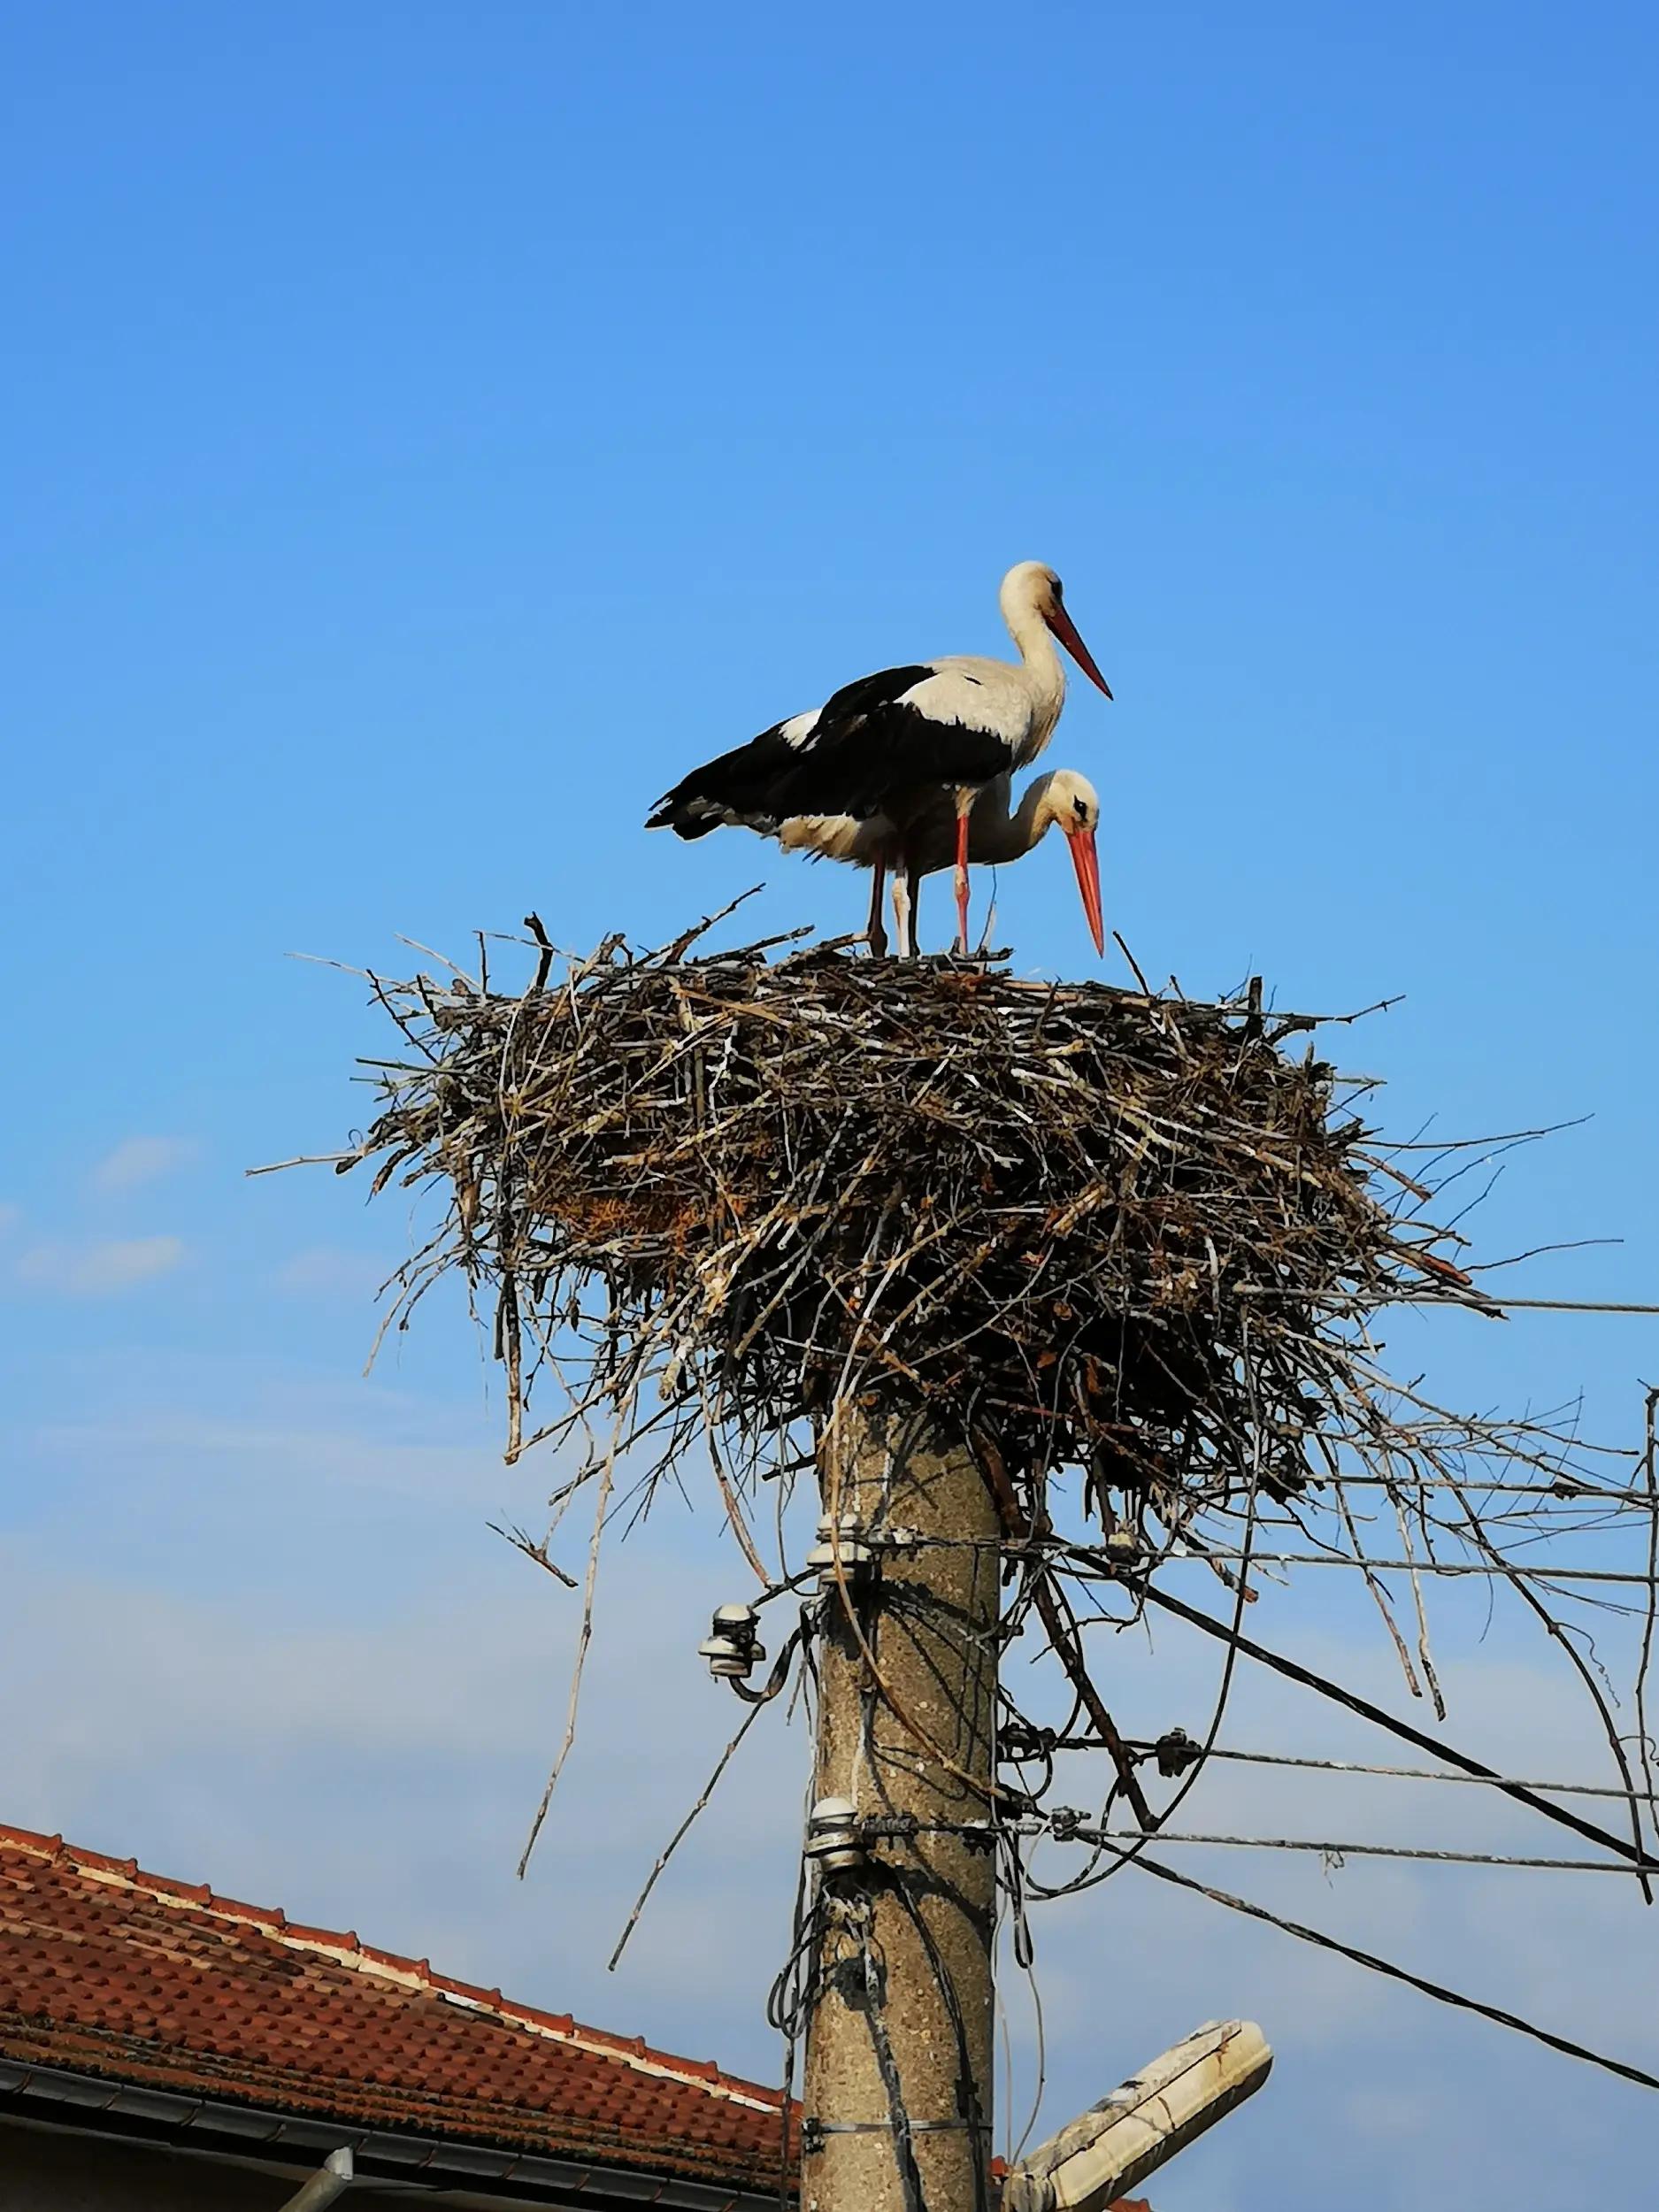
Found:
0,1822 -> 787,2194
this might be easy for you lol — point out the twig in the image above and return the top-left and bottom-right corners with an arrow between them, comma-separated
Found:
516,1405 -> 625,1878
609,1695 -> 771,1971
488,1519 -> 579,1589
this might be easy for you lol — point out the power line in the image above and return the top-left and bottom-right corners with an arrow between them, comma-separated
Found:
1117,1741 -> 1657,1807
1151,1552 -> 1659,1587
1424,1294 -> 1659,1317
1236,1286 -> 1659,1317
1310,1475 -> 1646,1497
1139,1583 -> 1659,1884
1071,1830 -> 1641,1874
1120,1850 -> 1659,2097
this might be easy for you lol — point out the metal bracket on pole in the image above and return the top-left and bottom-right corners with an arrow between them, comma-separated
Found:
275,2146 -> 355,2211
803,2115 -> 991,2152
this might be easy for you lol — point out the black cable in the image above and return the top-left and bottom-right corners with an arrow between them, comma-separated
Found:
767,1857 -> 821,2212
860,1920 -> 927,2212
1119,1847 -> 1659,2096
893,1881 -> 992,2212
1141,1581 -> 1659,1878
1025,1435 -> 1264,1903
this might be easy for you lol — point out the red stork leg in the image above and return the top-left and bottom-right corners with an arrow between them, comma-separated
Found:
953,801 -> 972,955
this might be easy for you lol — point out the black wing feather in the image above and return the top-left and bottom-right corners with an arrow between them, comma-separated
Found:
646,661 -> 1011,839
646,719 -> 818,839
766,666 -> 1012,820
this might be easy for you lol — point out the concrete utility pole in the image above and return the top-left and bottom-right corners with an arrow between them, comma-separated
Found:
801,1401 -> 1001,2212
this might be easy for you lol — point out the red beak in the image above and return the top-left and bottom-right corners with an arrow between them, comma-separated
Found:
1045,601 -> 1113,699
1065,826 -> 1106,956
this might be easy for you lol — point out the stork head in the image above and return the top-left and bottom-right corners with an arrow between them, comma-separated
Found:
1000,563 -> 1113,699
1034,769 -> 1106,956
1038,768 -> 1102,836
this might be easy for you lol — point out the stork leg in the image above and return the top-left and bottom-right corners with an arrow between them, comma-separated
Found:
865,856 -> 888,958
893,828 -> 928,956
892,864 -> 915,958
953,805 -> 972,955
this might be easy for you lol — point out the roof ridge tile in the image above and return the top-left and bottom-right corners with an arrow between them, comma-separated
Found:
0,1820 -> 789,2128
210,1894 -> 287,1931
0,1824 -> 64,1857
283,1921 -> 359,1950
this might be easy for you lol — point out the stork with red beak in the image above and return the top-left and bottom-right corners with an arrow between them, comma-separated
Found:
778,768 -> 1106,958
647,561 -> 1112,954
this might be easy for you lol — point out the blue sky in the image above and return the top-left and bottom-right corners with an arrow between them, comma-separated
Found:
4,5 -> 1658,2206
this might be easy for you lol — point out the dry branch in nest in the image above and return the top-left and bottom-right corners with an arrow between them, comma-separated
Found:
337,916 -> 1525,1512
310,911 -> 1652,1873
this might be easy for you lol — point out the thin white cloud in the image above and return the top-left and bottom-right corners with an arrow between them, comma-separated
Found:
14,1235 -> 186,1295
36,1408 -> 488,1507
89,1135 -> 198,1194
274,1246 -> 385,1299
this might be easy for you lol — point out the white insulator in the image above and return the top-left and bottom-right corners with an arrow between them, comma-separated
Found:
805,1513 -> 875,1587
803,1795 -> 866,1876
696,1601 -> 765,1680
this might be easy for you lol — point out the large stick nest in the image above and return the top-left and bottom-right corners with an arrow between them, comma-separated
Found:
340,916 -> 1526,1525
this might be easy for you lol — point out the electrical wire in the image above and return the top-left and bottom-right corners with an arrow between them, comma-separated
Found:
1139,1582 -> 1659,1878
1114,1740 -> 1659,1807
1137,1552 -> 1659,1586
1069,1830 -> 1644,1873
1121,1849 -> 1659,2095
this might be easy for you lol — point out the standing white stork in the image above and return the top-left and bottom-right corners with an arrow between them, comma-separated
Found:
777,768 -> 1106,957
646,561 -> 1111,953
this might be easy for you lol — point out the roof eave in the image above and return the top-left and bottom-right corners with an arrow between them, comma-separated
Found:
0,2055 -> 787,2212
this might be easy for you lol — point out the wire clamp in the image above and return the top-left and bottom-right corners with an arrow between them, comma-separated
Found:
1155,1725 -> 1202,1778
873,1524 -> 925,1554
803,2114 -> 993,2151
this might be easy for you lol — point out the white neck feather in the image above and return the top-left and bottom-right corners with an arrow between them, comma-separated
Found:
1001,585 -> 1065,740
972,772 -> 1063,863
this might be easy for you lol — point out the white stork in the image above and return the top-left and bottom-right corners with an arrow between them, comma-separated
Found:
646,560 -> 1111,953
777,768 -> 1106,958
